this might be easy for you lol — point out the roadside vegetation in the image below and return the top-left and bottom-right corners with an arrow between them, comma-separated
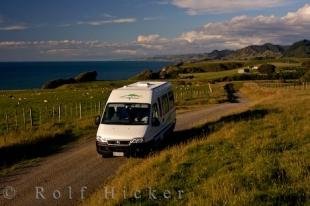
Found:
0,78 -> 226,169
0,57 -> 309,191
82,84 -> 309,206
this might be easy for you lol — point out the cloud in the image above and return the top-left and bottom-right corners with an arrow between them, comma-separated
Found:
1,4 -> 310,60
143,16 -> 164,21
57,23 -> 72,27
176,3 -> 310,48
282,3 -> 310,24
77,18 -> 136,26
155,1 -> 170,5
113,49 -> 138,55
0,25 -> 28,31
102,13 -> 114,18
170,0 -> 287,14
137,34 -> 162,43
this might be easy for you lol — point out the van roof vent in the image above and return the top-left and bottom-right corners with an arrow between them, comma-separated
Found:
136,82 -> 151,87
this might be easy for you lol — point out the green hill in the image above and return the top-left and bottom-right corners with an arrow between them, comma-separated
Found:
83,84 -> 310,206
284,39 -> 310,58
228,43 -> 286,60
147,40 -> 310,61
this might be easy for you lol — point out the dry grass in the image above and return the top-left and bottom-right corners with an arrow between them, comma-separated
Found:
82,84 -> 310,206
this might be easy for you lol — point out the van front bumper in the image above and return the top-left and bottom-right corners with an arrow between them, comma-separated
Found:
96,141 -> 151,156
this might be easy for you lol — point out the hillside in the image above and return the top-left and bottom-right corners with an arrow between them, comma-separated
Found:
147,39 -> 310,61
284,39 -> 310,58
228,43 -> 286,59
83,84 -> 310,206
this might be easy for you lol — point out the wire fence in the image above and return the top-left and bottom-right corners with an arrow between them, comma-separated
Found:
255,81 -> 309,89
0,85 -> 213,134
0,100 -> 106,134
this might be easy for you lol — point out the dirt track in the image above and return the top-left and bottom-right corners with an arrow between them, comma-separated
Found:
0,99 -> 249,206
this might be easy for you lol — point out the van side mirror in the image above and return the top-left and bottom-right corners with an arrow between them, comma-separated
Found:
95,115 -> 101,126
152,118 -> 160,127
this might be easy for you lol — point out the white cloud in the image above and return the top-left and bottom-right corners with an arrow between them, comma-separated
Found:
137,34 -> 162,43
0,25 -> 28,31
171,0 -> 287,14
113,49 -> 138,55
176,4 -> 310,48
143,16 -> 164,21
1,4 -> 310,60
102,13 -> 114,18
283,3 -> 310,24
77,18 -> 136,26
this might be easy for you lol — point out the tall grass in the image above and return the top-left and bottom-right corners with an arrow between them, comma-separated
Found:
82,85 -> 309,206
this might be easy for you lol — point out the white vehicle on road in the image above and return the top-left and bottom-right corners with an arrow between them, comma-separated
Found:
95,81 -> 176,157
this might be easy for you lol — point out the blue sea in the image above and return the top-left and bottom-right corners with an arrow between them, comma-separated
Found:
0,61 -> 171,90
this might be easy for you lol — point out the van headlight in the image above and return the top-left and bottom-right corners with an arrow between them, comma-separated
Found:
130,138 -> 144,144
96,136 -> 107,143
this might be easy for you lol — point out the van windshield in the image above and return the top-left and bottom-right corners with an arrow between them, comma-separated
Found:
102,103 -> 150,125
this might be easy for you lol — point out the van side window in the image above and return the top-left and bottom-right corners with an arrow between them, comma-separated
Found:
168,91 -> 174,109
162,94 -> 169,114
157,97 -> 163,117
152,103 -> 159,119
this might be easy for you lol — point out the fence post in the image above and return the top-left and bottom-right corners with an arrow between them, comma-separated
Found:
22,108 -> 26,129
39,109 -> 42,125
75,103 -> 78,117
70,105 -> 73,118
64,105 -> 67,120
98,101 -> 101,114
52,106 -> 55,120
94,102 -> 97,115
15,110 -> 18,130
29,108 -> 33,128
5,113 -> 9,133
79,102 -> 82,119
58,105 -> 61,122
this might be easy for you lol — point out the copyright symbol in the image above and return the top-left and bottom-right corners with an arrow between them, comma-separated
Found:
2,186 -> 16,199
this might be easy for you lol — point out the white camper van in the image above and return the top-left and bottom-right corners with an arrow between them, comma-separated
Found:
95,81 -> 176,157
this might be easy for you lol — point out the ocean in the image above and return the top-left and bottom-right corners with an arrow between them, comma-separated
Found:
0,61 -> 171,90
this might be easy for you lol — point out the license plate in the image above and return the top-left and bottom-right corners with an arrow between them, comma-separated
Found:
113,152 -> 124,157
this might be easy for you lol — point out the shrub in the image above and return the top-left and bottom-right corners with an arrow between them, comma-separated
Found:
300,70 -> 310,82
258,64 -> 276,75
74,71 -> 97,82
301,61 -> 310,69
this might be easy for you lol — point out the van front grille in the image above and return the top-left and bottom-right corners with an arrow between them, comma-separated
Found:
108,140 -> 130,145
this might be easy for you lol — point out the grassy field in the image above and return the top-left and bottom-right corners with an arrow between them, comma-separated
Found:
179,69 -> 239,81
0,80 -> 226,153
82,84 -> 310,206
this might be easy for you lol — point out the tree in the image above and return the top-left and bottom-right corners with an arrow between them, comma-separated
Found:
300,70 -> 310,82
258,64 -> 276,75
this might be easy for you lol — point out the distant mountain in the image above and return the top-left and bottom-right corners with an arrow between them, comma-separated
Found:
207,50 -> 234,59
146,53 -> 209,62
146,50 -> 233,62
146,39 -> 310,61
283,39 -> 310,58
227,43 -> 287,60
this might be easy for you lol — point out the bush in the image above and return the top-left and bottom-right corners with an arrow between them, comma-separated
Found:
301,61 -> 310,69
258,64 -> 276,75
42,71 -> 98,89
300,70 -> 310,82
74,71 -> 97,82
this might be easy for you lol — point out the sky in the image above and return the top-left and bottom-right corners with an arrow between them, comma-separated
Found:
0,0 -> 309,61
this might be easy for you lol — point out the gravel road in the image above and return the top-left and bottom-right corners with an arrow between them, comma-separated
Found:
0,99 -> 248,206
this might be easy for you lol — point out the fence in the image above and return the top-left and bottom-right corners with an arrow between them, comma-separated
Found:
174,85 -> 212,102
0,85 -> 213,135
0,100 -> 106,134
256,81 -> 309,89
